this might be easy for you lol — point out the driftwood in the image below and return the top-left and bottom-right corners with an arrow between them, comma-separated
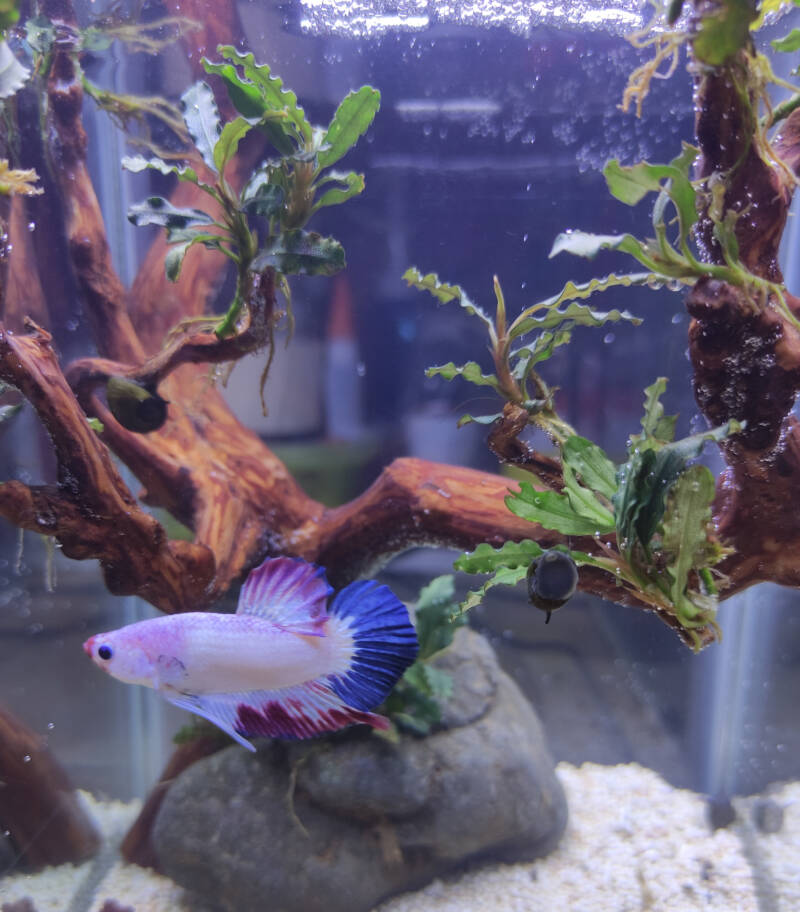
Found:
2,0 -> 800,870
0,705 -> 100,869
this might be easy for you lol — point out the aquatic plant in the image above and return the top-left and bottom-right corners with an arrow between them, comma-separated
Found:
405,0 -> 800,648
2,0 -> 800,869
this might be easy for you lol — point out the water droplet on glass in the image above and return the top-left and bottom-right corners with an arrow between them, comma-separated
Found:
47,721 -> 55,730
604,332 -> 615,344
27,222 -> 36,232
356,362 -> 366,377
671,313 -> 683,324
22,754 -> 31,763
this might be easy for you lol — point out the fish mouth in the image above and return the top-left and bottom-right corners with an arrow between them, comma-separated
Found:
82,636 -> 94,657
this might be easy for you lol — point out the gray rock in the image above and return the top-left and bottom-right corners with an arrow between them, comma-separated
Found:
152,629 -> 567,912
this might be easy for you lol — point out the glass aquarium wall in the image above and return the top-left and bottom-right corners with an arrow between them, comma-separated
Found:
1,1 -> 799,910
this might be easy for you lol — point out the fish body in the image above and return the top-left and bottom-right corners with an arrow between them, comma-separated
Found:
84,557 -> 418,750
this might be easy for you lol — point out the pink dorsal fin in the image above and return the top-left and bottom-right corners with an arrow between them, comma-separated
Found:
236,557 -> 333,635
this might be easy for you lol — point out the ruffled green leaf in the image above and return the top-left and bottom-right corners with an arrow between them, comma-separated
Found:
425,361 -> 499,390
121,154 -> 201,187
240,177 -> 284,218
455,539 -> 544,574
312,171 -> 365,211
164,232 -> 222,281
510,293 -> 643,341
213,116 -> 253,172
414,574 -> 466,660
403,267 -> 494,331
615,418 -> 743,557
251,229 -> 344,276
205,46 -> 312,151
317,85 -> 380,169
127,197 -> 214,236
562,435 -> 618,500
511,329 -> 573,373
456,412 -> 503,428
456,565 -> 529,618
0,38 -> 29,99
180,82 -> 221,173
660,464 -> 717,604
772,28 -> 800,52
507,482 -> 615,536
562,461 -> 616,528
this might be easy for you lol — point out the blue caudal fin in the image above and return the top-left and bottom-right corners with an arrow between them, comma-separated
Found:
325,580 -> 418,712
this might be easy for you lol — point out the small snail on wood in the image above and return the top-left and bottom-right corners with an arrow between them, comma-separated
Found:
106,376 -> 169,434
527,550 -> 579,624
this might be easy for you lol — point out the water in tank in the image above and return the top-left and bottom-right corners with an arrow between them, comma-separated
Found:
0,0 -> 799,909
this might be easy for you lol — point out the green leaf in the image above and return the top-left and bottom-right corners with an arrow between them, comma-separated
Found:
317,85 -> 381,169
507,482 -> 615,536
210,46 -> 312,148
251,229 -> 345,276
24,16 -> 55,54
771,27 -> 800,51
510,293 -> 643,341
455,539 -> 544,574
456,412 -> 504,428
425,361 -> 499,390
550,230 -> 656,268
403,267 -> 494,331
562,435 -> 618,500
603,145 -> 697,239
660,464 -> 717,607
127,197 -> 215,237
615,418 -> 743,556
631,377 -> 678,450
213,116 -> 253,173
180,82 -> 221,173
164,233 -> 222,281
694,0 -> 758,65
121,154 -> 203,188
511,328 -> 573,373
457,564 -> 529,617
562,461 -> 617,528
87,417 -> 104,433
413,574 -> 466,660
240,177 -> 285,218
312,171 -> 365,211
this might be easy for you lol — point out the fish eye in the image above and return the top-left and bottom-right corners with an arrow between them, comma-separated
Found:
98,644 -> 113,661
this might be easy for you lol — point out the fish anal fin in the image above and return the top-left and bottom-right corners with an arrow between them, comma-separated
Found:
164,680 -> 387,747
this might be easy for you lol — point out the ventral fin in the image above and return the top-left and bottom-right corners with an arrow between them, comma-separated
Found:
236,557 -> 333,636
166,679 -> 388,749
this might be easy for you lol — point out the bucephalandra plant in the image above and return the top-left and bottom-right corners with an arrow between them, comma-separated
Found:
124,46 -> 379,394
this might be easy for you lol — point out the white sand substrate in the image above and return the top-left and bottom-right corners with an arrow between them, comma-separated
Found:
2,762 -> 798,912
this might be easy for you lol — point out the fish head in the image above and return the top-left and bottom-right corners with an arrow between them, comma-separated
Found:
83,628 -> 156,686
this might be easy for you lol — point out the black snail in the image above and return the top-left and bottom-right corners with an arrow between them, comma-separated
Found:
105,376 -> 169,434
527,550 -> 579,624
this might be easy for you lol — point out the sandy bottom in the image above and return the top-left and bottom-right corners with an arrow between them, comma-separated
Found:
2,762 -> 798,912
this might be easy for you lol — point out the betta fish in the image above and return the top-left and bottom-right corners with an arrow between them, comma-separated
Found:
83,557 -> 418,751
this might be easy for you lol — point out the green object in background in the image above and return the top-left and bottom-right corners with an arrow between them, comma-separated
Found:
271,437 -> 381,506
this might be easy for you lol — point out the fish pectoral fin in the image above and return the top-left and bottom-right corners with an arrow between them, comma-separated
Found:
155,654 -> 188,688
164,692 -> 256,752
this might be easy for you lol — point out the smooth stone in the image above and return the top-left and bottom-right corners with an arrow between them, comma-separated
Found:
152,628 -> 567,912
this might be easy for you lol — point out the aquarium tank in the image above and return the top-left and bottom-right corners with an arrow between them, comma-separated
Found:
1,0 -> 799,909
